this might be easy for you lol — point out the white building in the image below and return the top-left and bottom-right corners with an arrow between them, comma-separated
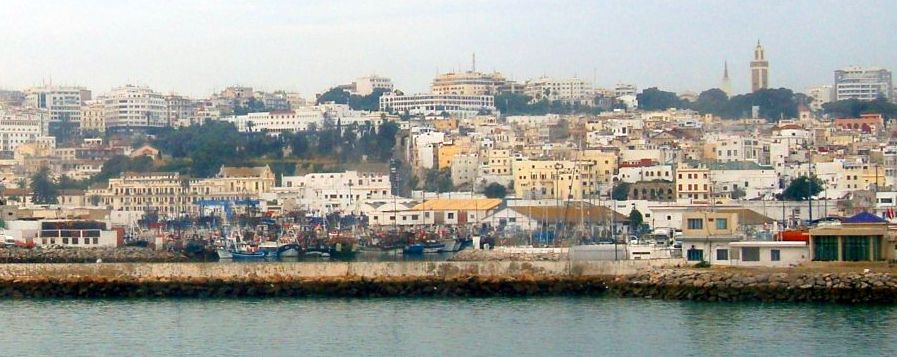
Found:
614,83 -> 638,97
834,66 -> 893,101
806,85 -> 833,111
277,171 -> 392,214
25,86 -> 91,124
617,165 -> 674,183
450,153 -> 480,187
523,77 -> 593,105
221,104 -> 390,135
103,85 -> 167,131
0,109 -> 49,152
379,93 -> 495,118
407,129 -> 446,169
354,75 -> 394,96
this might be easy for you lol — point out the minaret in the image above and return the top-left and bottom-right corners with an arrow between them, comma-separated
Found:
720,61 -> 732,97
750,41 -> 769,92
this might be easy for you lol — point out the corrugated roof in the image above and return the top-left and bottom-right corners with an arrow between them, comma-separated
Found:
412,198 -> 502,211
510,206 -> 628,224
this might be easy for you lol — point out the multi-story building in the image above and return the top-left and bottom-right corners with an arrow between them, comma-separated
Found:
450,153 -> 480,188
379,93 -> 495,118
277,171 -> 391,214
99,166 -> 274,216
806,85 -> 834,111
524,77 -> 593,105
0,108 -> 49,152
750,41 -> 769,92
221,104 -> 390,135
24,86 -> 91,124
834,67 -> 892,101
431,71 -> 506,96
103,85 -> 167,131
512,159 -> 599,200
165,94 -> 196,127
80,100 -> 106,133
354,75 -> 394,96
675,164 -> 711,200
614,83 -> 638,98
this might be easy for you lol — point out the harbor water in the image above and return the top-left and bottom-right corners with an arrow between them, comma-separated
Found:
2,297 -> 896,356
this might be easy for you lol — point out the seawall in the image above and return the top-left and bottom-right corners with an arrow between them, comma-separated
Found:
1,261 -> 896,302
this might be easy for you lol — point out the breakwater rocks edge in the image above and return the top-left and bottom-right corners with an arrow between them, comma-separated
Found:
0,261 -> 896,303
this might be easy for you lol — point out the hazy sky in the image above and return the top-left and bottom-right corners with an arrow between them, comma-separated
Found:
1,0 -> 894,98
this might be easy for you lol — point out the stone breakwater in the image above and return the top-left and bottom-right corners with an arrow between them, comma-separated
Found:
0,261 -> 606,298
0,261 -> 895,303
610,268 -> 897,303
0,248 -> 191,264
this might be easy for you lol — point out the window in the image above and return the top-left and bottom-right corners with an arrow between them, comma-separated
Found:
742,247 -> 760,262
687,218 -> 703,230
686,248 -> 704,261
716,249 -> 729,261
715,218 -> 728,230
447,213 -> 455,219
771,249 -> 781,261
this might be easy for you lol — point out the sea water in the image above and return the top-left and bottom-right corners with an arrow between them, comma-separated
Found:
0,297 -> 895,356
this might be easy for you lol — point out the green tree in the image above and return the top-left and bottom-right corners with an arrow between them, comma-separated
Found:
629,209 -> 644,233
30,167 -> 59,204
483,183 -> 508,198
637,87 -> 684,111
611,182 -> 630,201
424,169 -> 453,193
823,98 -> 897,119
317,87 -> 351,105
782,176 -> 824,201
694,88 -> 729,115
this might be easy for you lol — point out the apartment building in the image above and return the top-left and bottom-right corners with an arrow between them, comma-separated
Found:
103,85 -> 167,131
834,67 -> 892,101
25,86 -> 91,124
0,109 -> 49,152
379,93 -> 495,118
431,71 -> 506,96
675,164 -> 711,200
354,75 -> 394,96
524,77 -> 593,105
277,170 -> 391,214
512,159 -> 600,200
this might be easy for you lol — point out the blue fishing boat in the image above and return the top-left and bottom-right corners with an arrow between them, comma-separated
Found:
402,243 -> 425,255
231,250 -> 267,261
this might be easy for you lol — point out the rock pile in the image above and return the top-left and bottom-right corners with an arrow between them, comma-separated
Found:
449,249 -> 565,262
0,247 -> 192,264
608,268 -> 897,303
0,275 -> 609,298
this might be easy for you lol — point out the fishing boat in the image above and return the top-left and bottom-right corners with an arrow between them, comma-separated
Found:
422,241 -> 445,253
231,250 -> 267,261
437,239 -> 462,253
402,243 -> 425,255
217,248 -> 233,260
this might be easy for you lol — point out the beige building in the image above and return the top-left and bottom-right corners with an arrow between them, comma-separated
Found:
97,166 -> 274,216
431,71 -> 506,96
675,164 -> 711,200
512,159 -> 600,200
80,100 -> 105,132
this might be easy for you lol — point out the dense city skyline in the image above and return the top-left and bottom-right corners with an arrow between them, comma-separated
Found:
1,0 -> 895,97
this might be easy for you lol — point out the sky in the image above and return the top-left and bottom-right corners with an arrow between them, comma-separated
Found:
0,0 -> 894,98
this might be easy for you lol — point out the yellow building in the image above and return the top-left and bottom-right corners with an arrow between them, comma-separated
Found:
431,71 -> 506,96
512,159 -> 599,200
675,164 -> 711,200
436,139 -> 472,170
579,149 -> 618,186
484,149 -> 512,176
